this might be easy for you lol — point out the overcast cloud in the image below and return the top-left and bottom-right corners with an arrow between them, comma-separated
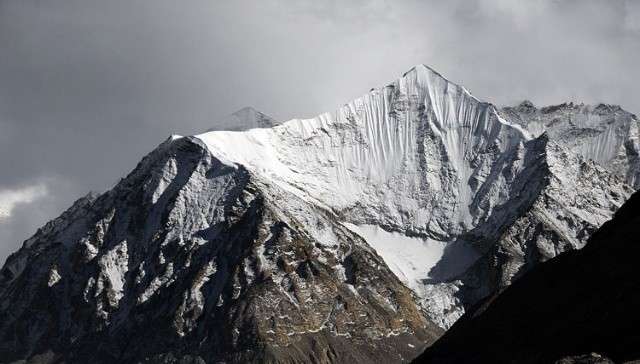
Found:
1,0 -> 639,262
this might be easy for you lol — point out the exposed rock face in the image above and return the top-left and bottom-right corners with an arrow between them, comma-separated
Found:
414,190 -> 640,364
502,101 -> 640,188
0,137 -> 440,363
0,64 -> 635,363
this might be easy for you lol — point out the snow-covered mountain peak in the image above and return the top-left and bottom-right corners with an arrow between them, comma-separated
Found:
196,65 -> 530,238
206,106 -> 278,132
400,64 -> 481,105
231,106 -> 271,121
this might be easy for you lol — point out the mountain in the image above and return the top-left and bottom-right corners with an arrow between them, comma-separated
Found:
196,66 -> 632,328
206,106 -> 278,132
0,64 -> 634,363
414,189 -> 640,364
0,136 -> 440,363
502,101 -> 640,188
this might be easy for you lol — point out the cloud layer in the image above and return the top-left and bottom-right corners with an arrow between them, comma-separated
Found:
0,0 -> 638,262
0,184 -> 47,220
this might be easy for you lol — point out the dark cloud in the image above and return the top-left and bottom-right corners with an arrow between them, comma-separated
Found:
1,0 -> 639,262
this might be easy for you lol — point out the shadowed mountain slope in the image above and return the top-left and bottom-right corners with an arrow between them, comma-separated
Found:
414,190 -> 640,363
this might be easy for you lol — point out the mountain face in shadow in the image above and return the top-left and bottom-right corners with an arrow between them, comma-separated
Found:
414,190 -> 640,363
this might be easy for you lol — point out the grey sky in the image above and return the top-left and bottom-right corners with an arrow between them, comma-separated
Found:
1,0 -> 639,262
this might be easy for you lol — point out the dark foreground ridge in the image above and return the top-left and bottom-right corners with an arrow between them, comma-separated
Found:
414,191 -> 640,363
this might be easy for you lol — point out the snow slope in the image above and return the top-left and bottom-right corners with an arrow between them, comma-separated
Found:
342,223 -> 478,294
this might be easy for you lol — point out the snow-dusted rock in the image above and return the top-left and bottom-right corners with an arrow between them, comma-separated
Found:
503,101 -> 640,188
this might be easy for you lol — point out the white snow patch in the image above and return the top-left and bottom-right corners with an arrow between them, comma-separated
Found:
151,158 -> 178,204
47,266 -> 62,287
343,223 -> 478,296
98,240 -> 129,307
139,262 -> 174,304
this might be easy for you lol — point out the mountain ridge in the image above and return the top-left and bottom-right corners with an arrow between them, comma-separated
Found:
502,99 -> 640,188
